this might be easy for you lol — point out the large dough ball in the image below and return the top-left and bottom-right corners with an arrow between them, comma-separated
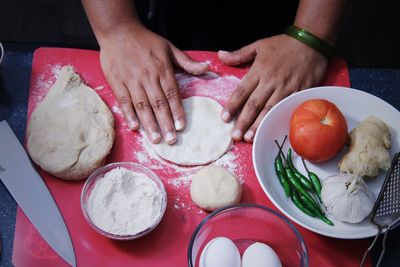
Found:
27,66 -> 114,180
190,165 -> 241,211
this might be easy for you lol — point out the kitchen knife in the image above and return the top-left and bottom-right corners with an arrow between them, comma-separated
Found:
0,120 -> 76,267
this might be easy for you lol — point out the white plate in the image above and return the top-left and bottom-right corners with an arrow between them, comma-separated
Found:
253,86 -> 400,239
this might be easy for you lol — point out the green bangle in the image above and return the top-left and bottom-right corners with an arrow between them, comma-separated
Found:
285,25 -> 334,59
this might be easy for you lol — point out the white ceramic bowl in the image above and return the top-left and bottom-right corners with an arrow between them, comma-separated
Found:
253,86 -> 400,239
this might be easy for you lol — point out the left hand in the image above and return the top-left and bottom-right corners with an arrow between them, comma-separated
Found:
218,34 -> 328,142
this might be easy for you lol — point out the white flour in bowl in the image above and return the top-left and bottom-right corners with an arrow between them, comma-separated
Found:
87,167 -> 163,235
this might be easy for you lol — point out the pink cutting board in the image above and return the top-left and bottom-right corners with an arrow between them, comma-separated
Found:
12,48 -> 371,267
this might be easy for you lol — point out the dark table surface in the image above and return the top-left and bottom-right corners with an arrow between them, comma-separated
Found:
0,44 -> 400,267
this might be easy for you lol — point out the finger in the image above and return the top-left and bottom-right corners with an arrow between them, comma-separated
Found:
221,74 -> 259,122
160,67 -> 186,131
108,77 -> 139,130
142,77 -> 177,145
244,90 -> 282,143
170,45 -> 208,75
217,43 -> 257,66
127,81 -> 162,144
232,85 -> 274,141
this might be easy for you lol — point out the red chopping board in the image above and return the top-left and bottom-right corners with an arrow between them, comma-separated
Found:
12,47 -> 371,267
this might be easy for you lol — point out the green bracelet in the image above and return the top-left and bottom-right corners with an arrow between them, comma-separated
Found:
285,25 -> 334,59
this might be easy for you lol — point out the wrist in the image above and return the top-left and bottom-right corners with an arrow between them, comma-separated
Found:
293,0 -> 347,46
292,22 -> 336,46
285,25 -> 334,59
97,21 -> 146,48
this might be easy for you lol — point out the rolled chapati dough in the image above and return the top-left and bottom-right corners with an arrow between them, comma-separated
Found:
190,165 -> 242,211
152,96 -> 233,165
27,66 -> 114,180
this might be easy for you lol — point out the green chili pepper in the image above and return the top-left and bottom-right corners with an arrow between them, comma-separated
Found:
274,139 -> 333,225
274,139 -> 332,225
274,140 -> 316,206
298,192 -> 334,226
319,214 -> 334,226
287,148 -> 314,191
274,154 -> 292,198
275,153 -> 285,173
301,158 -> 322,200
284,166 -> 318,207
291,191 -> 316,217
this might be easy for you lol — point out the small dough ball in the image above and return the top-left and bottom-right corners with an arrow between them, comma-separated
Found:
190,166 -> 241,211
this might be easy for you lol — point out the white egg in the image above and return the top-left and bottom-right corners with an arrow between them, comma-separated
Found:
242,242 -> 282,267
199,237 -> 241,267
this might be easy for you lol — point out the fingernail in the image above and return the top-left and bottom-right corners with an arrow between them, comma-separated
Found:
151,132 -> 161,143
174,120 -> 184,131
218,50 -> 229,54
221,111 -> 230,121
244,130 -> 254,141
127,120 -> 139,130
165,132 -> 176,144
232,130 -> 242,139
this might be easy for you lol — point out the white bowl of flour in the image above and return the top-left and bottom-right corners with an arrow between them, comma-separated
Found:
81,162 -> 167,240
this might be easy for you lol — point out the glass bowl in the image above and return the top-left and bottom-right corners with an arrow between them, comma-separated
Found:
81,162 -> 167,240
188,204 -> 308,267
0,41 -> 3,65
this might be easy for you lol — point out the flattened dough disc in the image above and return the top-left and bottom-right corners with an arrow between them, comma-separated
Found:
152,96 -> 233,165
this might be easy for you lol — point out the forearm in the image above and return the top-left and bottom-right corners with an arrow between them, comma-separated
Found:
294,0 -> 348,45
82,0 -> 143,46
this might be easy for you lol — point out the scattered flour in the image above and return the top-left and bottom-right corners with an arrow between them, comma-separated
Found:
87,167 -> 163,235
134,130 -> 240,186
32,64 -> 63,104
130,73 -> 245,211
134,129 -> 238,213
34,68 -> 244,213
175,72 -> 241,104
111,105 -> 123,115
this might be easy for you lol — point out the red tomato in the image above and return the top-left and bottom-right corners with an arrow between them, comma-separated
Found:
289,99 -> 348,162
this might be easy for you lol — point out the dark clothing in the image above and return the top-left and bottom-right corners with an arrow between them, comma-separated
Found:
135,0 -> 299,51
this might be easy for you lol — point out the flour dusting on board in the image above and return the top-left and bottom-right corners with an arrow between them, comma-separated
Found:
134,132 -> 241,212
131,73 -> 244,212
31,64 -> 63,104
111,105 -> 123,115
176,72 -> 241,104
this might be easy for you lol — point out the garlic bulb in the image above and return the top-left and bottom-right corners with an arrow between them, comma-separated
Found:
321,174 -> 375,223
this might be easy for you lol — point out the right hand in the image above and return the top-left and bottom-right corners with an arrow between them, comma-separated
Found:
99,25 -> 208,144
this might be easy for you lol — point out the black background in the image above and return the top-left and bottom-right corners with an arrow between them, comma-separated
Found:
0,0 -> 399,68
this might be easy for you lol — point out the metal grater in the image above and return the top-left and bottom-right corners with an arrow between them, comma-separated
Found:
361,152 -> 400,267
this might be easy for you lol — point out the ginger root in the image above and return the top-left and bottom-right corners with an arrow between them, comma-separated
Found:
338,116 -> 391,179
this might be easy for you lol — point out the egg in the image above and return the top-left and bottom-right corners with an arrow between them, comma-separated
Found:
242,242 -> 282,267
199,237 -> 241,267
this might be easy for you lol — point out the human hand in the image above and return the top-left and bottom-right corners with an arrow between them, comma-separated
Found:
218,34 -> 328,142
100,25 -> 208,144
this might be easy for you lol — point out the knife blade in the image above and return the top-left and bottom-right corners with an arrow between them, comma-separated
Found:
0,121 -> 76,267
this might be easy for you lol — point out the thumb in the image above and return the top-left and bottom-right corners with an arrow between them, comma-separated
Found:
218,43 -> 257,66
170,45 -> 208,75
